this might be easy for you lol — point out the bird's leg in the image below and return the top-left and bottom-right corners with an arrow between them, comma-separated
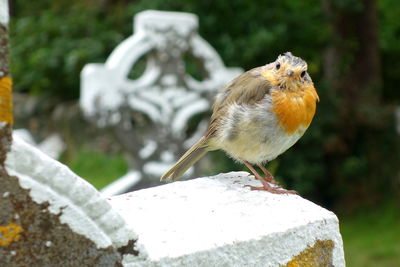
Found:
257,163 -> 279,185
243,161 -> 271,189
257,165 -> 299,194
243,161 -> 297,194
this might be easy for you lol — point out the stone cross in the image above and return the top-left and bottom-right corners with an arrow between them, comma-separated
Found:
80,10 -> 242,193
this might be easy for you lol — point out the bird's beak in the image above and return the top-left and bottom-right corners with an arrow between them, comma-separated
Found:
286,69 -> 294,77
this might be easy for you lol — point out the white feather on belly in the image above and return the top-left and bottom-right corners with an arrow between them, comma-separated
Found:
212,101 -> 307,164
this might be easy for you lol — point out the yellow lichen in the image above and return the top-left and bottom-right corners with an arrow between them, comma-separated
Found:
0,222 -> 23,246
284,240 -> 334,267
0,76 -> 13,124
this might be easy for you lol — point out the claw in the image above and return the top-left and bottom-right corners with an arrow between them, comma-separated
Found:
244,184 -> 298,194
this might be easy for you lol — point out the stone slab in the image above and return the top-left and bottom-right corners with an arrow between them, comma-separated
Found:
109,172 -> 345,267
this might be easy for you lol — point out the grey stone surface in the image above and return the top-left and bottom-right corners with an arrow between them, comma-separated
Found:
13,129 -> 65,159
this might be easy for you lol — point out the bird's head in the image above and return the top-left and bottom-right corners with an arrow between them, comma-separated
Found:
262,52 -> 314,92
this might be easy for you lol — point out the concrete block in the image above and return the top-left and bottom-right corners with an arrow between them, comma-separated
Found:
109,172 -> 345,266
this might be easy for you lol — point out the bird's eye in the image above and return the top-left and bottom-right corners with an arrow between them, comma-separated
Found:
276,63 -> 281,70
300,71 -> 306,78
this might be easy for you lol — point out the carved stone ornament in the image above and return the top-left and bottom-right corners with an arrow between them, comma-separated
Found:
80,10 -> 242,192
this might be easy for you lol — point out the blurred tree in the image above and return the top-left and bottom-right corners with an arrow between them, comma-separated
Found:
315,0 -> 400,210
10,0 -> 133,98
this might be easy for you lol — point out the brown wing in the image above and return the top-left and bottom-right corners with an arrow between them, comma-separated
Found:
205,66 -> 274,138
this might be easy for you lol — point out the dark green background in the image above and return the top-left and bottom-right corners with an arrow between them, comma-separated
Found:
9,0 -> 400,211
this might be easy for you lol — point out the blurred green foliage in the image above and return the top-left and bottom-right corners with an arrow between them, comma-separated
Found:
341,204 -> 400,266
9,0 -> 400,210
61,146 -> 128,190
10,1 -> 130,98
10,0 -> 327,97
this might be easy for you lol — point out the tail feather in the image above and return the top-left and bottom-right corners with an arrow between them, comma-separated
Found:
160,137 -> 209,181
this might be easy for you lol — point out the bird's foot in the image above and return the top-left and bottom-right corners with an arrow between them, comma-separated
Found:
245,184 -> 298,194
263,176 -> 279,185
243,160 -> 297,194
256,163 -> 279,185
246,172 -> 278,185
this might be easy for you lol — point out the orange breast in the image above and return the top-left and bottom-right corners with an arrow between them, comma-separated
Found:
271,85 -> 319,135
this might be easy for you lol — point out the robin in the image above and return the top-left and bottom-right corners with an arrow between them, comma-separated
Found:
160,52 -> 319,194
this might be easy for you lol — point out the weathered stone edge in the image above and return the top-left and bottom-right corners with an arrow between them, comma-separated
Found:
4,135 -> 137,249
